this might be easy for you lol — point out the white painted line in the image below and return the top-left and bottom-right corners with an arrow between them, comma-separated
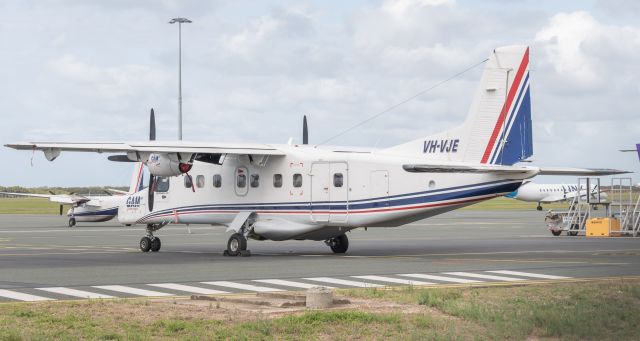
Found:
303,277 -> 383,288
93,285 -> 174,297
0,289 -> 53,302
443,272 -> 523,282
147,283 -> 229,295
398,273 -> 483,284
486,270 -> 570,280
37,287 -> 114,299
253,279 -> 335,289
352,275 -> 434,285
201,281 -> 283,292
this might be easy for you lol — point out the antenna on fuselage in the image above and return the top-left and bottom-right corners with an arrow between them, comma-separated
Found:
303,115 -> 309,145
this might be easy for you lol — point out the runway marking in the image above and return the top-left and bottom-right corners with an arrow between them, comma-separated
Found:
93,285 -> 174,297
37,287 -> 114,299
147,283 -> 229,295
443,272 -> 523,282
201,281 -> 283,292
253,279 -> 334,289
486,270 -> 570,280
351,275 -> 434,285
303,277 -> 383,288
398,273 -> 483,284
0,289 -> 53,302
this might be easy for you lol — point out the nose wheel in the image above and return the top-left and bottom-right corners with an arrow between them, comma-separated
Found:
68,218 -> 76,227
140,224 -> 164,253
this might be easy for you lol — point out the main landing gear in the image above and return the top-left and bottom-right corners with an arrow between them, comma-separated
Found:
224,233 -> 251,257
68,217 -> 76,227
325,234 -> 349,254
536,203 -> 543,211
140,224 -> 163,252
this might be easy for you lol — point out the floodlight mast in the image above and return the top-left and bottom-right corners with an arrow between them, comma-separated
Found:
169,17 -> 192,140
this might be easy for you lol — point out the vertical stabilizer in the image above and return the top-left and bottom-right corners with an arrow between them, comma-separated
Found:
382,46 -> 532,165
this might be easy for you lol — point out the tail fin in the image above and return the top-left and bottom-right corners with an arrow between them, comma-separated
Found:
383,45 -> 532,165
128,162 -> 145,194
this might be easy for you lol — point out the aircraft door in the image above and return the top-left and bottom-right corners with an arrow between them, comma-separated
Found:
329,162 -> 348,223
369,171 -> 389,209
310,163 -> 330,222
154,176 -> 171,207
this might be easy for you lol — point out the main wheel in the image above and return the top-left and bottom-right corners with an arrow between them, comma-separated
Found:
226,233 -> 247,257
68,218 -> 76,227
329,234 -> 349,253
551,230 -> 562,236
150,237 -> 161,252
140,236 -> 152,252
536,205 -> 543,211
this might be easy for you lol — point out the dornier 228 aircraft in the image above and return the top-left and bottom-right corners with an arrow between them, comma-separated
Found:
6,46 -> 626,256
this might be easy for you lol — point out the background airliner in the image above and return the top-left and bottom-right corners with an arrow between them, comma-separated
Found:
505,181 -> 607,210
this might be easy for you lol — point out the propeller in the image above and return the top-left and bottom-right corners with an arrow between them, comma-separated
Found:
302,115 -> 308,145
59,205 -> 63,216
107,108 -> 157,163
147,108 -> 156,212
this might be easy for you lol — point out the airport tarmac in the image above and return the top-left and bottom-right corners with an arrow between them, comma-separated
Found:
1,210 -> 639,302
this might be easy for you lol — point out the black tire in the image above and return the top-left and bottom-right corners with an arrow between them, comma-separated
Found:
536,205 -> 543,211
140,236 -> 152,252
551,230 -> 562,236
568,224 -> 579,236
68,218 -> 76,227
329,234 -> 349,253
150,238 -> 161,252
226,233 -> 247,257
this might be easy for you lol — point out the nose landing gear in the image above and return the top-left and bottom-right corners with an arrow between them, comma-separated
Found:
139,223 -> 165,252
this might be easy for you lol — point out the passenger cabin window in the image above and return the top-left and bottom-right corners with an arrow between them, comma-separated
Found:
196,175 -> 205,188
250,174 -> 260,188
293,173 -> 303,188
213,174 -> 222,188
184,175 -> 193,188
333,173 -> 344,187
273,174 -> 283,188
237,172 -> 247,188
155,177 -> 170,192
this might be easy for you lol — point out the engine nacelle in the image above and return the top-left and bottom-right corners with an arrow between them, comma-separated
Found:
145,153 -> 192,177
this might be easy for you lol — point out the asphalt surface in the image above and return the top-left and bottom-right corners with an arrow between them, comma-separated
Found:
1,210 -> 639,301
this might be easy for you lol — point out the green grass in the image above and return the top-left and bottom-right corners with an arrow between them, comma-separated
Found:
0,198 -> 60,214
344,279 -> 640,340
1,279 -> 638,340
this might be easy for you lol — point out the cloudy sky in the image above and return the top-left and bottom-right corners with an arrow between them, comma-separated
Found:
1,0 -> 639,187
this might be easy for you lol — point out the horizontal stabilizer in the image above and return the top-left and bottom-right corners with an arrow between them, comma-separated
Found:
537,167 -> 630,176
403,164 -> 537,175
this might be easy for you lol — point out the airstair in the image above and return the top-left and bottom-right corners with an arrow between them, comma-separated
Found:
611,178 -> 640,237
546,177 -> 640,237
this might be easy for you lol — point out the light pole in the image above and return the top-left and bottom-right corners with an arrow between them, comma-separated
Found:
169,17 -> 192,140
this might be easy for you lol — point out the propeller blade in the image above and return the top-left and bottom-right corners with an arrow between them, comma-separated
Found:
303,115 -> 308,145
148,174 -> 155,212
108,155 -> 135,162
102,190 -> 112,196
150,108 -> 156,141
48,191 -> 55,195
59,204 -> 63,216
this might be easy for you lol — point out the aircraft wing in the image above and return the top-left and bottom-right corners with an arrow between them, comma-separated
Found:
537,167 -> 630,176
106,188 -> 129,195
5,141 -> 286,158
0,192 -> 91,205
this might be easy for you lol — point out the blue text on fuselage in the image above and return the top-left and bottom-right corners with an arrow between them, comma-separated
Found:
126,196 -> 142,208
423,139 -> 460,154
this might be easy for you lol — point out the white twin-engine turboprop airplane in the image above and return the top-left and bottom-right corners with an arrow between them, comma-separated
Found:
505,181 -> 608,211
6,46 -> 625,256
